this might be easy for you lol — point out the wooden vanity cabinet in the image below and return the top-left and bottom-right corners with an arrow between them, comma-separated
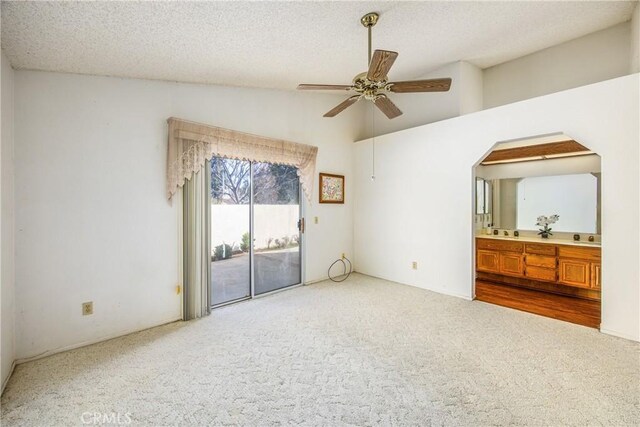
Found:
476,237 -> 601,328
476,238 -> 601,294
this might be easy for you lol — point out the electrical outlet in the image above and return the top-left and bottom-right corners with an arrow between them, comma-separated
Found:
341,253 -> 346,259
314,216 -> 319,224
412,261 -> 418,270
82,301 -> 93,316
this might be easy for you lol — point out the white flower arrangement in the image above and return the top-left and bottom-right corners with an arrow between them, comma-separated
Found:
536,214 -> 559,237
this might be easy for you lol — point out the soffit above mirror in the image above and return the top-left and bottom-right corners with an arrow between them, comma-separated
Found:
481,134 -> 593,165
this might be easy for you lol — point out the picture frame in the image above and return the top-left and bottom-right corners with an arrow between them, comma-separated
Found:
319,173 -> 345,204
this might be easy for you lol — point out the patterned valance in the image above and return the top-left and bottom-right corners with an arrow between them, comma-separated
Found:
166,118 -> 318,201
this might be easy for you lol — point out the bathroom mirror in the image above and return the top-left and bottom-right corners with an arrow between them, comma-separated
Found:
489,173 -> 600,233
476,178 -> 491,215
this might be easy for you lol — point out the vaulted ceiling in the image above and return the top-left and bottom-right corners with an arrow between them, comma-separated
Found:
1,1 -> 635,91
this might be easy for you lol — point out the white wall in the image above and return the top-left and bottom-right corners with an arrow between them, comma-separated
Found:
13,71 -> 359,360
484,22 -> 632,108
354,75 -> 639,341
458,62 -> 484,115
1,51 -> 16,390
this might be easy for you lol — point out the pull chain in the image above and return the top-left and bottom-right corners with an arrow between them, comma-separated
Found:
371,102 -> 376,181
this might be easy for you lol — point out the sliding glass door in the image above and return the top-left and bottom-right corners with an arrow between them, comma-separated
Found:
253,162 -> 302,295
210,158 -> 252,306
210,157 -> 302,307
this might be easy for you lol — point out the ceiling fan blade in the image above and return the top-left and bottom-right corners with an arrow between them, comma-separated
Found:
367,50 -> 398,81
388,78 -> 452,93
324,95 -> 360,117
297,84 -> 352,91
374,95 -> 402,119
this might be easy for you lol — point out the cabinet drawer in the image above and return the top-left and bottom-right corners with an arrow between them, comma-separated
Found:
525,254 -> 556,268
525,243 -> 557,256
558,245 -> 601,262
477,238 -> 524,253
525,266 -> 557,282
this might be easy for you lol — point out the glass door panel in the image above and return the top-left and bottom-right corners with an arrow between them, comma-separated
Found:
210,157 -> 251,306
252,162 -> 302,295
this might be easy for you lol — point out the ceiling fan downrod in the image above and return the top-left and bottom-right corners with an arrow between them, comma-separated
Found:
361,12 -> 379,67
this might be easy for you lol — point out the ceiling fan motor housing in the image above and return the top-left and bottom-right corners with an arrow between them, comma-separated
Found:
351,72 -> 391,101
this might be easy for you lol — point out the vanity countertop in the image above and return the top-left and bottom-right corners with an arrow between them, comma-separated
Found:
476,234 -> 601,248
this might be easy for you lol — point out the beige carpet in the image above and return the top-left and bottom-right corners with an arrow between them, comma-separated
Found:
2,274 -> 639,426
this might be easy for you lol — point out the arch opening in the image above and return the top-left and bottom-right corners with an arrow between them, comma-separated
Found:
471,133 -> 603,329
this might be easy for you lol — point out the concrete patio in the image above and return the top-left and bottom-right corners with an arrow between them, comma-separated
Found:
211,247 -> 301,305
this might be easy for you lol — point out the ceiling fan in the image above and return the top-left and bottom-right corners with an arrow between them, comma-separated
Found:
297,12 -> 452,119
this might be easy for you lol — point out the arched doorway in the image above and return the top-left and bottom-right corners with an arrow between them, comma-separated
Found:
472,133 -> 602,328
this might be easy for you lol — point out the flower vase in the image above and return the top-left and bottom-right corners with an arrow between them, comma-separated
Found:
540,231 -> 549,239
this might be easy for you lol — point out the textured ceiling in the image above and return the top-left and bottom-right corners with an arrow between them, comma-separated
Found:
1,1 -> 635,91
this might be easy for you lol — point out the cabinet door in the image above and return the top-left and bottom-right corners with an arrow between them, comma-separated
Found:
499,252 -> 524,277
591,263 -> 601,290
559,259 -> 591,288
477,250 -> 500,273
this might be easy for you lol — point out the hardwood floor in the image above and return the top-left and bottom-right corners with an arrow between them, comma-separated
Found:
475,280 -> 601,328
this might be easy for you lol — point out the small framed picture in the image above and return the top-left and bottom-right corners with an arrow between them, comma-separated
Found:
319,173 -> 345,204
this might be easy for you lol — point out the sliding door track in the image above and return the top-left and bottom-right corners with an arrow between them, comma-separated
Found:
211,296 -> 251,310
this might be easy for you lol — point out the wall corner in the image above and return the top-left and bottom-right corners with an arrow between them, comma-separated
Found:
458,61 -> 484,115
631,3 -> 640,73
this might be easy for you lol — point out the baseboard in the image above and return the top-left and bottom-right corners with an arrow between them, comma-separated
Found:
15,316 -> 183,365
355,272 -> 474,301
1,360 -> 16,396
304,277 -> 330,285
401,280 -> 474,301
303,266 -> 359,286
600,327 -> 640,342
